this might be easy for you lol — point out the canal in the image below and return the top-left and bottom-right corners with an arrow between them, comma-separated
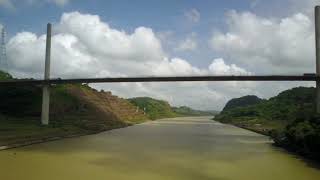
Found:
0,116 -> 320,180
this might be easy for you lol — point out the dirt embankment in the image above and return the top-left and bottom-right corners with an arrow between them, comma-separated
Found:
0,84 -> 148,150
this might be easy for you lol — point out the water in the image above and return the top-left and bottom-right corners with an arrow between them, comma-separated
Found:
0,116 -> 320,180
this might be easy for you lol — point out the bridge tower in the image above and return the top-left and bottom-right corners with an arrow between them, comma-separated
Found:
315,6 -> 320,113
41,23 -> 52,125
0,26 -> 8,73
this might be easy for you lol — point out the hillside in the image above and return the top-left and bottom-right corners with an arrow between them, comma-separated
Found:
222,95 -> 264,111
214,87 -> 320,160
0,72 -> 148,148
128,97 -> 177,120
216,87 -> 315,126
128,97 -> 216,120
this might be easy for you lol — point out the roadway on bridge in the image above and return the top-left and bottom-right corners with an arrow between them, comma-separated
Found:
0,75 -> 318,86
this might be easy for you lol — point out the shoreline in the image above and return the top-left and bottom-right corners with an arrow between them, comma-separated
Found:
0,115 -> 202,151
0,123 -> 135,151
213,119 -> 271,136
213,119 -> 320,165
0,133 -> 89,151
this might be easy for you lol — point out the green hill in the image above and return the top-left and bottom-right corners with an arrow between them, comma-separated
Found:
222,95 -> 264,111
128,97 -> 177,120
216,87 -> 315,125
128,97 -> 216,120
214,87 -> 320,160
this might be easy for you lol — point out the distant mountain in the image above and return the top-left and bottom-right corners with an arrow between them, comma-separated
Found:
172,106 -> 218,116
222,95 -> 264,111
215,87 -> 320,160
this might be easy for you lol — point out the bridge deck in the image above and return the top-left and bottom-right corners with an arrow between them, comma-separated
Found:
0,75 -> 318,85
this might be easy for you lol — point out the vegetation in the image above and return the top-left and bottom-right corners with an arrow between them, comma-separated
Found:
128,97 -> 216,120
222,95 -> 264,111
172,106 -> 218,116
0,71 -> 12,80
0,70 -> 215,148
0,71 -> 147,148
214,87 -> 320,160
128,97 -> 177,120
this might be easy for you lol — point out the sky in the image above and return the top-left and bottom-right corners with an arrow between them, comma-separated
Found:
0,0 -> 320,110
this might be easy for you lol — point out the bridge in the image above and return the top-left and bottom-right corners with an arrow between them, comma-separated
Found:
0,75 -> 318,85
2,6 -> 320,125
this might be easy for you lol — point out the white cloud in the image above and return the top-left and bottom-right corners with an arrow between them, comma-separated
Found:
4,2 -> 317,110
58,12 -> 165,63
210,11 -> 315,74
175,32 -> 198,51
6,11 -> 254,110
185,8 -> 201,23
8,11 -> 250,79
209,58 -> 251,75
205,5 -> 316,109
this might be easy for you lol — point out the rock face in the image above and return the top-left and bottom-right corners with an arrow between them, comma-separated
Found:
223,95 -> 264,111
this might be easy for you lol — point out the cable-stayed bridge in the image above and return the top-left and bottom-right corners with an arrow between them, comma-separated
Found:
2,6 -> 320,125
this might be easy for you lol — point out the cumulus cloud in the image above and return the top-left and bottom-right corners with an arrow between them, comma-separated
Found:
210,11 -> 315,74
5,1 -> 317,110
205,3 -> 316,109
8,11 -> 250,79
209,58 -> 251,75
6,11 -> 253,110
185,8 -> 201,23
175,32 -> 198,51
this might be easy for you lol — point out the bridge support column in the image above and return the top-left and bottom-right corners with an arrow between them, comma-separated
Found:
315,7 -> 320,113
41,23 -> 52,125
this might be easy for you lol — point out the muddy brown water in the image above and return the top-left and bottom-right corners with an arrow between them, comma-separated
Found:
0,116 -> 320,180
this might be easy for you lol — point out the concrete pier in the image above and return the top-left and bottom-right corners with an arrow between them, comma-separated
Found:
41,23 -> 52,125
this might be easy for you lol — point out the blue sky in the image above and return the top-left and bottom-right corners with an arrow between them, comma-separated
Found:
0,0 -> 319,110
0,0 -> 289,67
1,0 -> 250,33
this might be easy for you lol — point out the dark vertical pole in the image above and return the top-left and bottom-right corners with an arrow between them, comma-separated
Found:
41,23 -> 52,125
